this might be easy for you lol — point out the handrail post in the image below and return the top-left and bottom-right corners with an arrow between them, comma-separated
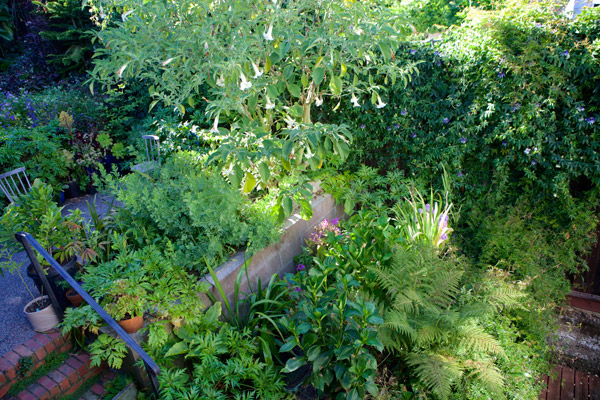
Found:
16,233 -> 64,319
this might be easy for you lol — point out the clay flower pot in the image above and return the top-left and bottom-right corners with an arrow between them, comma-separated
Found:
24,296 -> 60,332
66,288 -> 84,307
118,315 -> 143,334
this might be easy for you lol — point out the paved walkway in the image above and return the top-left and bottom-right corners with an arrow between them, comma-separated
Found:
0,194 -> 116,356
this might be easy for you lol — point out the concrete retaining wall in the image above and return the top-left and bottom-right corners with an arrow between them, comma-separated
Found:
203,190 -> 344,305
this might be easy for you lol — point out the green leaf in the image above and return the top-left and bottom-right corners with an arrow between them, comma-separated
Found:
282,357 -> 306,373
288,83 -> 301,98
231,164 -> 244,188
312,352 -> 332,371
282,196 -> 294,216
312,67 -> 325,86
258,162 -> 271,183
280,338 -> 298,353
165,341 -> 188,358
330,76 -> 342,97
379,42 -> 391,63
306,345 -> 322,361
243,172 -> 257,194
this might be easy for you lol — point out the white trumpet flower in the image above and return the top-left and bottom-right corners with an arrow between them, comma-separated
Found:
210,115 -> 219,134
216,75 -> 225,87
375,95 -> 387,109
351,94 -> 360,108
239,73 -> 252,91
315,96 -> 323,107
263,24 -> 274,41
252,62 -> 263,79
265,96 -> 275,110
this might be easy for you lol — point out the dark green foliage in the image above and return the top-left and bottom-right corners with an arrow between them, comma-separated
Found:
112,151 -> 279,273
327,4 -> 600,204
280,257 -> 383,400
0,123 -> 71,194
156,316 -> 289,400
36,0 -> 97,74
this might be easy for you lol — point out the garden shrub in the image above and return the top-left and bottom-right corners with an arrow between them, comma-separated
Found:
0,123 -> 71,194
112,151 -> 279,273
36,0 -> 97,74
326,3 -> 600,203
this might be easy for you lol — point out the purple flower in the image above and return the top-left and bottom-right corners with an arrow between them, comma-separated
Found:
460,137 -> 467,144
434,50 -> 440,56
457,171 -> 464,177
425,204 -> 430,212
418,208 -> 423,214
502,140 -> 507,147
535,23 -> 543,28
401,110 -> 408,116
360,124 -> 366,129
498,71 -> 506,79
410,49 -> 416,55
524,148 -> 531,155
562,50 -> 569,57
441,233 -> 448,241
442,118 -> 450,124
412,133 -> 417,138
438,214 -> 448,230
331,217 -> 339,226
511,103 -> 521,112
577,106 -> 585,112
394,123 -> 400,129
586,117 -> 596,124
531,160 -> 537,166
387,126 -> 392,131
436,61 -> 441,66
293,287 -> 302,292
296,264 -> 305,271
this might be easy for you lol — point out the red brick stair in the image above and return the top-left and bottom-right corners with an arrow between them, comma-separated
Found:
0,329 -> 72,398
0,329 -> 106,399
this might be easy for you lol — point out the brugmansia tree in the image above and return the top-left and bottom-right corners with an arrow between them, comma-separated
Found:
86,0 -> 419,220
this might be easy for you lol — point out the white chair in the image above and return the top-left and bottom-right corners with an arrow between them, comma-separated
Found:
132,135 -> 160,173
0,167 -> 32,204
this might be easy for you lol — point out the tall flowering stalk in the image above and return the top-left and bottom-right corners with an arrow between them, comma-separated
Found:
393,188 -> 453,248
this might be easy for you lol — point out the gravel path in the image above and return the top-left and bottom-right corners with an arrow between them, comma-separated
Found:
0,194 -> 116,356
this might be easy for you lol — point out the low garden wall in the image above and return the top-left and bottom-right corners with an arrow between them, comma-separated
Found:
203,187 -> 345,305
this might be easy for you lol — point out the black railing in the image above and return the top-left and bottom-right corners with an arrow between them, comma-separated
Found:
16,232 -> 161,396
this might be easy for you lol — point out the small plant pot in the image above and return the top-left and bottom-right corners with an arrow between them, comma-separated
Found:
24,296 -> 60,332
66,288 -> 84,307
27,257 -> 78,311
118,315 -> 143,334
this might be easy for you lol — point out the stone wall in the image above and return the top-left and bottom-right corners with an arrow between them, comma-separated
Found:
203,191 -> 344,305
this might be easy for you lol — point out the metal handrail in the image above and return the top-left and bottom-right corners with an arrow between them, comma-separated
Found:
15,232 -> 161,396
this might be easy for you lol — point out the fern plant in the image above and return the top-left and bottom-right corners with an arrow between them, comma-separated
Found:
374,245 -> 507,399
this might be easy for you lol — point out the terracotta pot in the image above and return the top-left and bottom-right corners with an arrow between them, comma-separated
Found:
66,288 -> 84,307
24,296 -> 60,332
118,315 -> 143,334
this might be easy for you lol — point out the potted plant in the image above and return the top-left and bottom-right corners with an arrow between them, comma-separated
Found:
0,180 -> 96,311
23,295 -> 60,332
103,278 -> 148,334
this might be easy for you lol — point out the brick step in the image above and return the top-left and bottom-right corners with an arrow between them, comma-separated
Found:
0,330 -> 72,398
78,370 -> 118,400
6,352 -> 105,400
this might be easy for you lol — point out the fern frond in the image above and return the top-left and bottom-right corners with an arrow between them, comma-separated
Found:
457,324 -> 504,356
465,359 -> 505,398
407,353 -> 462,400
